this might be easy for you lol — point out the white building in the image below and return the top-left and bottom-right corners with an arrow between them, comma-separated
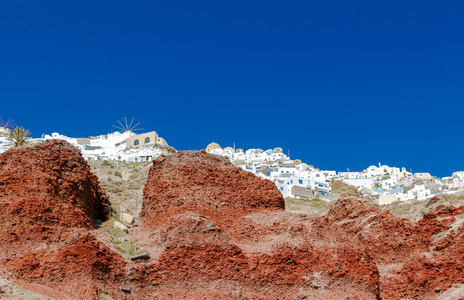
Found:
274,175 -> 331,198
363,163 -> 401,179
407,184 -> 433,201
41,130 -> 172,162
206,142 -> 291,165
343,178 -> 375,189
206,142 -> 333,199
378,192 -> 408,205
379,176 -> 398,190
340,163 -> 405,191
452,171 -> 464,183
0,127 -> 10,154
339,171 -> 371,179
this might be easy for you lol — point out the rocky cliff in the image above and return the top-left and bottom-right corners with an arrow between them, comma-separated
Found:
0,141 -> 126,299
1,146 -> 464,299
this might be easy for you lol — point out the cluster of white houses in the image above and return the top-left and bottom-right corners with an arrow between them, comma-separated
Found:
0,128 -> 174,162
41,130 -> 174,162
205,142 -> 464,205
2,124 -> 464,205
206,142 -> 336,199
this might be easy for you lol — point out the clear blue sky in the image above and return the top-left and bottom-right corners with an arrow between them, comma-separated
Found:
1,1 -> 463,177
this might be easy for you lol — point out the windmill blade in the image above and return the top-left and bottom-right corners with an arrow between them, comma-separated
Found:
0,117 -> 16,129
124,117 -> 129,129
112,124 -> 125,131
112,118 -> 143,132
128,118 -> 135,130
112,119 -> 127,132
131,122 -> 142,131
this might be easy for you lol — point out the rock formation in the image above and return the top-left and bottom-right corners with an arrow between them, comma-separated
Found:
140,150 -> 285,229
134,151 -> 380,299
0,141 -> 126,299
1,146 -> 464,299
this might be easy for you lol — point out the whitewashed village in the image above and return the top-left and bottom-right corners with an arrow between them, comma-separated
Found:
1,119 -> 464,206
0,119 -> 176,163
204,142 -> 464,204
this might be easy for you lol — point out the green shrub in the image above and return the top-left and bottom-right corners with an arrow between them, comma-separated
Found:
100,294 -> 115,300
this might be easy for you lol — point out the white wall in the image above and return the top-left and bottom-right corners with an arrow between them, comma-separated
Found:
343,178 -> 374,189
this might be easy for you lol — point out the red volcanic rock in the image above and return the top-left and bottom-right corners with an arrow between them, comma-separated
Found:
134,152 -> 381,299
322,198 -> 464,299
3,144 -> 464,299
0,140 -> 110,244
326,199 -> 431,261
132,242 -> 380,299
4,233 -> 127,299
140,151 -> 285,229
0,141 -> 127,299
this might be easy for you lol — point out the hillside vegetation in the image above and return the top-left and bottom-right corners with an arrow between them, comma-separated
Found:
89,160 -> 151,216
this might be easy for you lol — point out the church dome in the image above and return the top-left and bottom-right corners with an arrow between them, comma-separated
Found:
206,142 -> 222,153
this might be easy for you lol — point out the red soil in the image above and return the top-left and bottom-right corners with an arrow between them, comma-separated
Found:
2,147 -> 464,299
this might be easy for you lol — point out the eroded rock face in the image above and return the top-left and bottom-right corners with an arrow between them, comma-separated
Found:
135,152 -> 464,299
321,198 -> 464,299
0,140 -> 110,241
134,152 -> 381,299
2,146 -> 464,299
4,234 -> 126,299
0,141 -> 126,299
140,150 -> 285,229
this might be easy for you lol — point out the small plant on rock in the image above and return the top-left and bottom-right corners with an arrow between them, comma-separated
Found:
2,126 -> 31,147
